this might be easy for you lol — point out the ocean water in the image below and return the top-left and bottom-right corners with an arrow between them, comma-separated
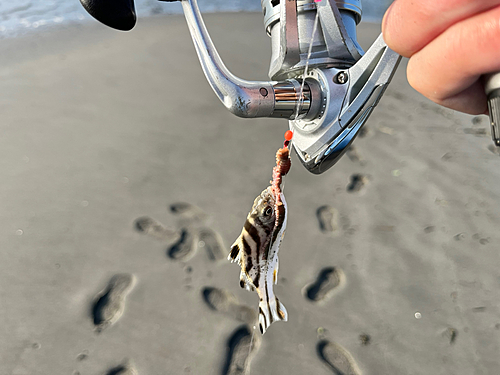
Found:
0,0 -> 391,39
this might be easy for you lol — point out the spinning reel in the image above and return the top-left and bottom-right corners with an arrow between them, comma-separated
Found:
80,0 -> 401,174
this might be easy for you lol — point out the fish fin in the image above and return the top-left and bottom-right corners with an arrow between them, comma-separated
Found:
258,296 -> 287,335
239,271 -> 255,292
228,241 -> 241,263
275,297 -> 288,322
273,260 -> 279,285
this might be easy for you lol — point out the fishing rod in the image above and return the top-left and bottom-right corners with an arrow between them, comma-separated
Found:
79,1 -> 408,174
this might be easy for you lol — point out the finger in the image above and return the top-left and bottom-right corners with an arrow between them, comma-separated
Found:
406,5 -> 500,114
383,0 -> 500,57
429,80 -> 488,115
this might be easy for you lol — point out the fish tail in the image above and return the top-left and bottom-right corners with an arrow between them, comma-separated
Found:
258,296 -> 288,335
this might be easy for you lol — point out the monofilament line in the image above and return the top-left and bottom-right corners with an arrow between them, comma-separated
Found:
294,2 -> 320,121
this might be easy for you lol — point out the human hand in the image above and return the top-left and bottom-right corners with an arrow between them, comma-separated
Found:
382,0 -> 500,115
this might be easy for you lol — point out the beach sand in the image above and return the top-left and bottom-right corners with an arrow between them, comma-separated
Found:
0,13 -> 499,375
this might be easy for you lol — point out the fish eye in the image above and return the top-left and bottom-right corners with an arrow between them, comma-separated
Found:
263,206 -> 273,217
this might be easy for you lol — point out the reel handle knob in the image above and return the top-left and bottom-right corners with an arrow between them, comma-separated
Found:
79,0 -> 137,31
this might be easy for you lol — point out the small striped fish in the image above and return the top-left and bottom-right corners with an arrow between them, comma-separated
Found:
228,186 -> 288,334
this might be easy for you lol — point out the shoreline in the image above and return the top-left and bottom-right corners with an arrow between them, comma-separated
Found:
0,8 -> 386,42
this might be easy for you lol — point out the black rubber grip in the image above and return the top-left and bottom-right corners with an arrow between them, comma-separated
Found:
79,0 -> 136,31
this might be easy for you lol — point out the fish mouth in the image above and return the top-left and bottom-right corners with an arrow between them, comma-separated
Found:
261,186 -> 276,204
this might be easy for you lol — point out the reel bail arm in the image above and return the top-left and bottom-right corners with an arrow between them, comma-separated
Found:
178,0 -> 314,119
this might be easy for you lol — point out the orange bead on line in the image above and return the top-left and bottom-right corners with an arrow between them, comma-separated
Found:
284,130 -> 293,141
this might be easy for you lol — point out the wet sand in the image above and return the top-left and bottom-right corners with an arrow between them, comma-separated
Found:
0,13 -> 499,375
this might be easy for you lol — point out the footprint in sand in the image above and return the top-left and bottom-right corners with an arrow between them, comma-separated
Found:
170,202 -> 208,225
358,334 -> 371,346
222,325 -> 261,375
92,274 -> 136,332
305,267 -> 345,302
488,144 -> 500,156
134,216 -> 179,241
198,228 -> 227,261
76,350 -> 89,361
442,327 -> 458,345
345,145 -> 365,165
167,229 -> 198,261
317,340 -> 362,375
104,360 -> 138,375
347,174 -> 369,193
358,126 -> 369,138
463,127 -> 487,136
317,206 -> 339,234
472,116 -> 483,125
202,287 -> 257,325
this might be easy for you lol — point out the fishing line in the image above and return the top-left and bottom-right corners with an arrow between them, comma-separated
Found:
294,1 -> 320,121
290,0 -> 321,153
260,0 -> 321,336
